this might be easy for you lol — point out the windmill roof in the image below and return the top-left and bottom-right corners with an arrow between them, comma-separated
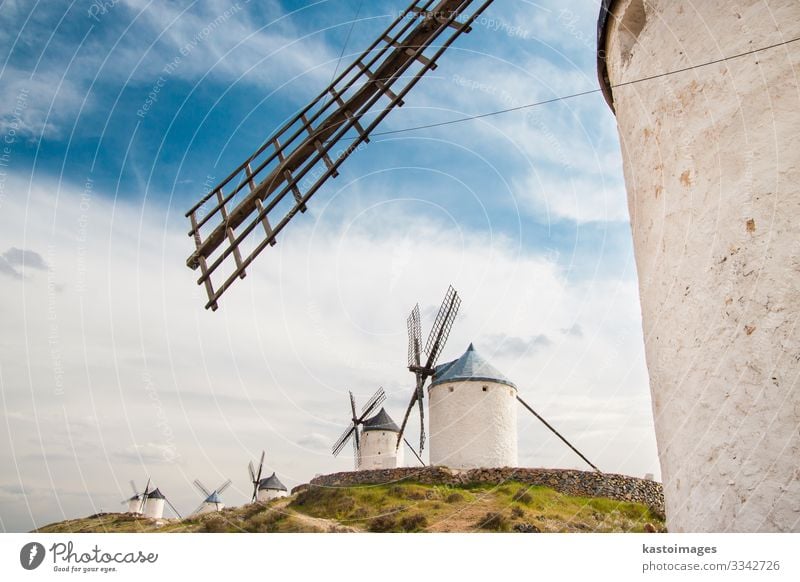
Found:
258,472 -> 287,491
205,491 -> 222,504
362,407 -> 400,432
127,494 -> 142,501
146,488 -> 165,499
429,343 -> 516,389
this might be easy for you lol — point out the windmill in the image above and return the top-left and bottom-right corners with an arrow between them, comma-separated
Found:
189,478 -> 232,516
247,450 -> 266,503
121,479 -> 146,514
396,285 -> 461,454
128,478 -> 181,519
184,0 -> 496,310
331,387 -> 386,469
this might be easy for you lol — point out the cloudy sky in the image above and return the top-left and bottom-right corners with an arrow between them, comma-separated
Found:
0,0 -> 659,532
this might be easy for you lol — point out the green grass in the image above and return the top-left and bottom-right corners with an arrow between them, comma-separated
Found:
35,481 -> 666,533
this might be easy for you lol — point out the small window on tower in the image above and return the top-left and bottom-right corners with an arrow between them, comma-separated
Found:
482,386 -> 488,392
449,386 -> 454,392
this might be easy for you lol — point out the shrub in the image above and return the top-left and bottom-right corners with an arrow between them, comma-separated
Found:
445,492 -> 464,503
510,506 -> 525,519
512,489 -> 533,504
201,516 -> 228,533
399,513 -> 428,532
368,514 -> 397,532
476,511 -> 509,532
245,510 -> 286,532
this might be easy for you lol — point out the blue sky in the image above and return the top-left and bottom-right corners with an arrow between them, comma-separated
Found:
0,0 -> 658,532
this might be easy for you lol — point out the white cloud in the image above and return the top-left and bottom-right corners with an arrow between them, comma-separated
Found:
0,171 -> 657,531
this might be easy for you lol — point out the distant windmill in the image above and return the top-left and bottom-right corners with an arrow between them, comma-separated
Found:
189,478 -> 232,517
396,285 -> 461,454
121,480 -> 145,514
131,478 -> 181,519
183,0 -> 496,310
331,387 -> 386,469
248,451 -> 266,503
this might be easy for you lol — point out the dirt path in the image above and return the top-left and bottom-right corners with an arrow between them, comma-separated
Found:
271,498 -> 363,533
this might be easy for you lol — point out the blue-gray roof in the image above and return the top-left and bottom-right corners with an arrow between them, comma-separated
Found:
258,472 -> 287,491
362,407 -> 400,432
205,491 -> 222,504
429,343 -> 516,389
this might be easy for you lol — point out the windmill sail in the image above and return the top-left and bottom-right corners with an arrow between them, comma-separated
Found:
397,286 -> 460,452
185,0 -> 496,310
331,387 -> 386,469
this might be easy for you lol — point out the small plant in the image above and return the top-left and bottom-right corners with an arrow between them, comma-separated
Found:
399,513 -> 428,532
445,492 -> 464,503
368,514 -> 397,532
388,485 -> 405,497
245,509 -> 286,532
512,489 -> 533,504
476,511 -> 509,532
201,515 -> 228,533
510,506 -> 525,519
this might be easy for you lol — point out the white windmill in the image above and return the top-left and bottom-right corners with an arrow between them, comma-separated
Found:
121,480 -> 145,514
190,478 -> 232,516
126,478 -> 181,519
248,451 -> 288,502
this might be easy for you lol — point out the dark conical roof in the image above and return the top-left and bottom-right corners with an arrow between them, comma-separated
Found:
258,472 -> 287,491
146,488 -> 165,500
430,343 -> 516,389
362,407 -> 400,432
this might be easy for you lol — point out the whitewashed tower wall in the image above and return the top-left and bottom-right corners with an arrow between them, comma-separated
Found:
602,0 -> 800,532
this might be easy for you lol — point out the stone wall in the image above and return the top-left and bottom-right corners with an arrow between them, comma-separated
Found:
308,466 -> 664,514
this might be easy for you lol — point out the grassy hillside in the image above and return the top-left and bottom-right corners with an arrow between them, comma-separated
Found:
36,480 -> 665,533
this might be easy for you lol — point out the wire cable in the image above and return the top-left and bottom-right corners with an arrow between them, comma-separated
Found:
330,0 -> 365,83
363,35 -> 800,138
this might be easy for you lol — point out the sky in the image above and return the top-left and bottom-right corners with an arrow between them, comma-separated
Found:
0,0 -> 660,532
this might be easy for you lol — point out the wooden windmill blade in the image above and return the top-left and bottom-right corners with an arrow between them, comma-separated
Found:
184,0 -> 496,310
332,423 -> 356,457
216,479 -> 233,494
407,304 -> 422,368
352,428 -> 362,470
192,479 -> 211,498
247,460 -> 256,483
423,285 -> 461,368
139,477 -> 151,514
190,501 -> 207,517
359,387 -> 386,419
395,387 -> 419,450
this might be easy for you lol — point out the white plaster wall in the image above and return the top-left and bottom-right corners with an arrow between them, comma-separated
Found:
605,0 -> 800,532
257,488 -> 288,502
428,380 -> 517,468
143,498 -> 164,519
359,429 -> 404,470
126,499 -> 142,514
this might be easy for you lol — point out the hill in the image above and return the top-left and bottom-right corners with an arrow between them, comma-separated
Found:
36,480 -> 665,533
